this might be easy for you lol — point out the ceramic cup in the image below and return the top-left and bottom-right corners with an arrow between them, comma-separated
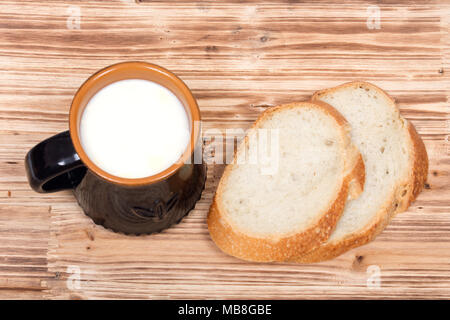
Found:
25,62 -> 206,235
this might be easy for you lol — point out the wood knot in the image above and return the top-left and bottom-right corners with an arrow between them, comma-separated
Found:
232,26 -> 242,34
251,104 -> 274,108
424,183 -> 431,189
352,255 -> 365,271
205,45 -> 218,52
84,229 -> 95,241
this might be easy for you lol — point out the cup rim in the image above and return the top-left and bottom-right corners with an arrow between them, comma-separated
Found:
69,61 -> 200,186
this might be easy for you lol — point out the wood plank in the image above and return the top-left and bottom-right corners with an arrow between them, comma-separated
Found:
0,0 -> 449,299
0,205 -> 50,299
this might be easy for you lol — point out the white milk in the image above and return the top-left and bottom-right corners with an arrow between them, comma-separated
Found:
80,79 -> 191,179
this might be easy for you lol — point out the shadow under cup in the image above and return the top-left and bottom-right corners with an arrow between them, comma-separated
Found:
25,62 -> 206,235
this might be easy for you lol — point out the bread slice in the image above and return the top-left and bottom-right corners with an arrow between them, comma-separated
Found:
208,101 -> 365,262
290,82 -> 428,263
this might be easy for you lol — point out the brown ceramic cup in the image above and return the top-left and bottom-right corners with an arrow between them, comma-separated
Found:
25,62 -> 206,235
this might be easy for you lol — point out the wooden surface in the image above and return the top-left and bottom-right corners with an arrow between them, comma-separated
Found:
0,0 -> 449,299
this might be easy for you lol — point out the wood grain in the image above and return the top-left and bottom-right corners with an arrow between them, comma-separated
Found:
0,0 -> 449,299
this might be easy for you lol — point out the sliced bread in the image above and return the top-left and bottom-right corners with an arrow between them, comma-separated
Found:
208,101 -> 365,262
290,81 -> 428,263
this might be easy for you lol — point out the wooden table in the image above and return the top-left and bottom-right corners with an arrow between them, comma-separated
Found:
0,0 -> 449,299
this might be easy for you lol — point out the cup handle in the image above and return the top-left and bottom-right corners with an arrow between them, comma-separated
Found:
25,131 -> 87,193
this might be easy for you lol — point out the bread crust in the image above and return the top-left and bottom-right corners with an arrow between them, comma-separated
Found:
290,81 -> 429,263
207,101 -> 365,262
406,122 -> 428,206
